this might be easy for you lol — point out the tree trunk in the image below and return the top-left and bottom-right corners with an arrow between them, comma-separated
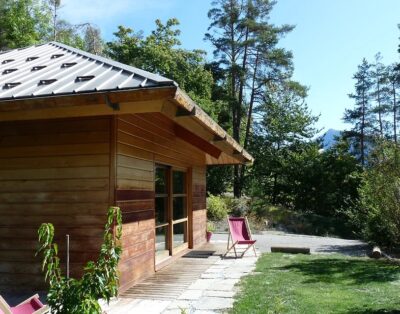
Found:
377,80 -> 383,136
393,81 -> 397,144
361,90 -> 366,167
238,51 -> 260,194
229,4 -> 241,198
243,51 -> 259,151
233,164 -> 241,197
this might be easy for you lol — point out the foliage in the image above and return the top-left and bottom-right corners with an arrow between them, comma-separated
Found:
224,196 -> 250,217
206,0 -> 296,196
206,165 -> 233,195
350,141 -> 400,248
37,207 -> 122,314
231,253 -> 400,314
206,221 -> 216,233
343,58 -> 375,166
106,20 -> 214,114
207,194 -> 229,221
0,0 -> 103,53
370,53 -> 392,137
248,127 -> 362,228
247,81 -> 320,208
0,0 -> 52,49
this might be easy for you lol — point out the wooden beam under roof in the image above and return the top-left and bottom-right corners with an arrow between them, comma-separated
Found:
0,85 -> 254,165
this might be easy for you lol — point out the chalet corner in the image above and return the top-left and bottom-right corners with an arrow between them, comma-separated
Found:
0,42 -> 253,293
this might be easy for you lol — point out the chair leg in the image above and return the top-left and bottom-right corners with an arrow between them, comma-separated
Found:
240,244 -> 252,257
239,244 -> 257,258
224,241 -> 238,258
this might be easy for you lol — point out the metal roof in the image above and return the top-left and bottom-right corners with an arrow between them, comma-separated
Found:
0,42 -> 176,100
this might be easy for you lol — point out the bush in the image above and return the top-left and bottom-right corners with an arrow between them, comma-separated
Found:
207,194 -> 228,221
353,141 -> 400,248
224,196 -> 250,216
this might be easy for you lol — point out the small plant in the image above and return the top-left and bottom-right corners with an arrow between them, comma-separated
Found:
207,221 -> 216,233
37,206 -> 122,314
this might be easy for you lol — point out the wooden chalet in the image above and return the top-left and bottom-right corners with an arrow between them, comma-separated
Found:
0,42 -> 253,293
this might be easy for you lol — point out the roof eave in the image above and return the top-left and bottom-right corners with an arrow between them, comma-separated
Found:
171,88 -> 254,165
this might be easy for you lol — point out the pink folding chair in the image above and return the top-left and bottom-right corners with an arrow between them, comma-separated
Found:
225,216 -> 257,258
0,294 -> 49,314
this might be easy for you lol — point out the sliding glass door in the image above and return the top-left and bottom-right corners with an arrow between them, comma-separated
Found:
155,165 -> 188,264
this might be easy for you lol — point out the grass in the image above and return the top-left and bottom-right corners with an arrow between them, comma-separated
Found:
231,253 -> 400,314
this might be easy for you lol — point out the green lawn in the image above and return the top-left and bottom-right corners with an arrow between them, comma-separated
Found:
231,253 -> 400,314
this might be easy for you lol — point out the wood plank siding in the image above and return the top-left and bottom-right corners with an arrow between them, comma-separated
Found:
0,116 -> 112,292
116,113 -> 207,292
192,166 -> 207,248
0,112 -> 208,293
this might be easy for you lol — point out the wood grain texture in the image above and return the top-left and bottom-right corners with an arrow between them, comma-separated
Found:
115,114 -> 209,291
0,116 -> 111,292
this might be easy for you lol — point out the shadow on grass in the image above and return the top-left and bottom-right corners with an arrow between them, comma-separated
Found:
347,308 -> 400,314
315,244 -> 369,257
276,256 -> 400,285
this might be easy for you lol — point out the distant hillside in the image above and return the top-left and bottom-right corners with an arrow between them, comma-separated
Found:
320,129 -> 341,150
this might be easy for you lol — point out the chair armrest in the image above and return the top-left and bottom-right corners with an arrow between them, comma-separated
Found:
0,295 -> 12,314
16,294 -> 40,307
33,304 -> 50,314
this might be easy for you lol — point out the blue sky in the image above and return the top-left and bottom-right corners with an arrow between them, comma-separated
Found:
61,0 -> 400,133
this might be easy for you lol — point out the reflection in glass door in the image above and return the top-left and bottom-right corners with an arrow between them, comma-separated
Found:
155,165 -> 188,264
155,166 -> 169,263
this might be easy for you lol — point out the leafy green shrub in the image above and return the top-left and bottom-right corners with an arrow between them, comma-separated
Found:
224,196 -> 249,216
37,206 -> 122,314
207,221 -> 216,232
352,141 -> 400,248
207,194 -> 228,220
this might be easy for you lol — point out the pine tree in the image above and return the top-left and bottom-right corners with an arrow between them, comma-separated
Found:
205,0 -> 294,197
344,59 -> 374,166
388,64 -> 400,143
371,53 -> 391,137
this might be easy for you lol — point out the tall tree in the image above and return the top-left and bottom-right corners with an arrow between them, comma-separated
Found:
205,0 -> 295,197
248,80 -> 318,204
83,24 -> 103,55
388,64 -> 400,143
371,53 -> 391,137
344,59 -> 374,166
48,0 -> 61,40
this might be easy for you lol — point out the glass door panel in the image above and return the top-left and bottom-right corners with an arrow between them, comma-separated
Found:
172,170 -> 188,251
173,197 -> 187,220
155,166 -> 169,264
173,221 -> 187,248
155,226 -> 169,260
155,167 -> 188,264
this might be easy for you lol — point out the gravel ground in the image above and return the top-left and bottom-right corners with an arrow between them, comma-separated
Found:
212,231 -> 369,257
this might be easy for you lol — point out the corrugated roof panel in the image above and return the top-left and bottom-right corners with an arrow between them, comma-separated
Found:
0,42 -> 176,100
0,53 -> 77,92
34,61 -> 102,96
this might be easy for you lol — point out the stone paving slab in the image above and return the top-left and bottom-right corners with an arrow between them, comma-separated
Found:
163,250 -> 258,314
194,296 -> 234,310
102,243 -> 259,314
